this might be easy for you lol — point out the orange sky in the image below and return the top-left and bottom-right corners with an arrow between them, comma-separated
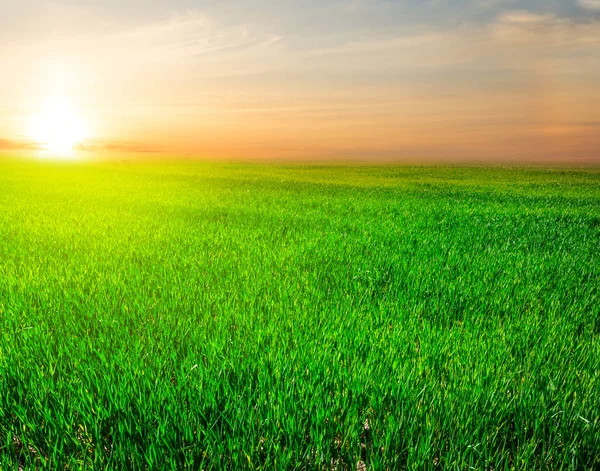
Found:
1,1 -> 600,162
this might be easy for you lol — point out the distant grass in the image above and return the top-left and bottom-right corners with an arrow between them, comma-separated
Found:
0,159 -> 599,470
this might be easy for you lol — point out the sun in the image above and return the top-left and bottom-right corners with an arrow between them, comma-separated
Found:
28,96 -> 88,158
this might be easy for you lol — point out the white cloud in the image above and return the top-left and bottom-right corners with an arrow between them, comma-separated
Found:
0,9 -> 283,69
79,10 -> 283,67
492,10 -> 600,46
579,0 -> 600,10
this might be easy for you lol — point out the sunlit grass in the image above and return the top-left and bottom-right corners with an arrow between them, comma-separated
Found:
0,160 -> 599,469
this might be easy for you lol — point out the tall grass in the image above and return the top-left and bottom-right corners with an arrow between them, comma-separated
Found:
0,160 -> 599,469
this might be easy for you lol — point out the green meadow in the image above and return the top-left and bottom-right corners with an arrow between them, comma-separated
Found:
0,159 -> 599,470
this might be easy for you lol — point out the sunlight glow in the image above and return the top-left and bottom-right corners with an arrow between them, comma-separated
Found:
28,96 -> 88,158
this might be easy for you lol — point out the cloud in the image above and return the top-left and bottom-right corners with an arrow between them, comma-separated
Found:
0,139 -> 42,151
104,10 -> 283,64
0,9 -> 286,94
64,10 -> 281,68
75,140 -> 162,154
492,10 -> 600,46
0,138 -> 159,154
579,0 -> 600,10
304,9 -> 600,76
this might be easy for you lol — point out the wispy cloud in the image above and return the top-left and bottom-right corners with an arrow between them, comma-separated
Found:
124,11 -> 277,62
492,10 -> 600,45
579,0 -> 600,10
0,137 -> 160,154
75,140 -> 162,154
1,9 -> 285,92
101,10 -> 283,64
0,139 -> 42,151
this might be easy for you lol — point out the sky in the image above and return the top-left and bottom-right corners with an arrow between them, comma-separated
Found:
1,0 -> 600,162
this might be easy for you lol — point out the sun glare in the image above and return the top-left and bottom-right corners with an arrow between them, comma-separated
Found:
28,96 -> 88,158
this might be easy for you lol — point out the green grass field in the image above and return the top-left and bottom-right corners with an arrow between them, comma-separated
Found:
0,159 -> 599,470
